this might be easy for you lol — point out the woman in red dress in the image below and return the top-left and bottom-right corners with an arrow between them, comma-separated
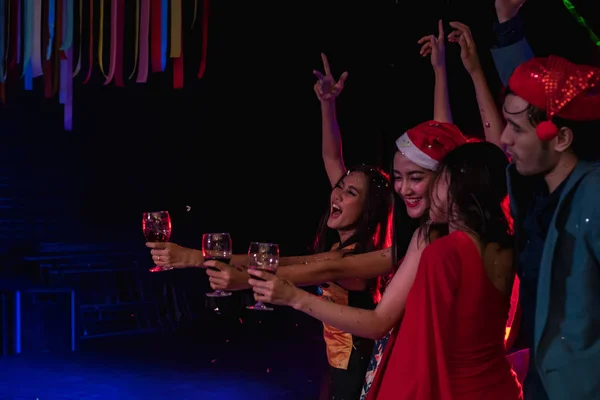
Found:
249,142 -> 522,399
373,141 -> 522,399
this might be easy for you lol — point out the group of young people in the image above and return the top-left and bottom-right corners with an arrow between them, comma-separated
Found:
145,0 -> 600,399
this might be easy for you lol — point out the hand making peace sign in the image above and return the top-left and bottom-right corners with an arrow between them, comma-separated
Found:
313,53 -> 348,102
417,20 -> 446,71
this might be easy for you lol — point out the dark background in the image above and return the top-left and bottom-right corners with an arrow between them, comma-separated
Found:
1,0 -> 599,257
0,0 -> 598,397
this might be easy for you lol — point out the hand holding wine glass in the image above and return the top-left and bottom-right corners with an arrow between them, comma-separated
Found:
246,242 -> 279,311
143,211 -> 173,272
203,233 -> 233,297
248,268 -> 302,308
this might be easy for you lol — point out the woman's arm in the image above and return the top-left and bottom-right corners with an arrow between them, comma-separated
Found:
249,233 -> 425,339
449,22 -> 504,148
277,247 -> 394,286
419,20 -> 452,123
313,53 -> 349,187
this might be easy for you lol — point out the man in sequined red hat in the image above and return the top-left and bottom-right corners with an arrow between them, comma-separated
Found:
501,55 -> 600,400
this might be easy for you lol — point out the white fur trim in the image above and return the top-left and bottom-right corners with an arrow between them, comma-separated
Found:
395,132 -> 439,171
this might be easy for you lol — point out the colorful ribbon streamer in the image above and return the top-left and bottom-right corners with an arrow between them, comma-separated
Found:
16,0 -> 21,65
98,0 -> 106,77
171,0 -> 182,88
82,0 -> 93,83
46,0 -> 54,59
0,0 -> 5,84
64,45 -> 73,130
60,0 -> 67,103
170,0 -> 181,58
563,0 -> 600,47
73,0 -> 82,77
150,0 -> 160,72
191,0 -> 197,30
129,0 -> 139,79
114,0 -> 124,87
42,0 -> 53,98
160,0 -> 166,70
23,0 -> 33,89
103,0 -> 117,85
60,0 -> 73,51
197,0 -> 209,79
31,0 -> 43,77
136,0 -> 149,82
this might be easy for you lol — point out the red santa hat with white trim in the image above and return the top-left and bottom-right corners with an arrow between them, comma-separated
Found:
395,121 -> 467,171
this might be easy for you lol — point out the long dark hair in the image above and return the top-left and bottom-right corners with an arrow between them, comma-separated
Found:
427,142 -> 512,248
313,164 -> 393,256
313,164 -> 394,302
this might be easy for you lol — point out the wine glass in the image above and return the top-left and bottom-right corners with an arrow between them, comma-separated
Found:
142,211 -> 172,272
203,233 -> 233,298
247,242 -> 279,311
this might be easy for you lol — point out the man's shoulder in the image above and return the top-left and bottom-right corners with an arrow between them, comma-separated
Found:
576,164 -> 600,197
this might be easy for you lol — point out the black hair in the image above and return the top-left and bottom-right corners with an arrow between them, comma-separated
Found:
426,141 -> 512,248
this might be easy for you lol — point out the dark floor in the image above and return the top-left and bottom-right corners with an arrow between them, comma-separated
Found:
0,312 -> 328,400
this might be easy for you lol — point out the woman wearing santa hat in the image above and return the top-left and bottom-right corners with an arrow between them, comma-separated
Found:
248,138 -> 523,399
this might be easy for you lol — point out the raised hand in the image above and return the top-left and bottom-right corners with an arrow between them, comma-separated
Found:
495,0 -> 526,23
417,20 -> 446,71
448,22 -> 482,75
313,53 -> 348,102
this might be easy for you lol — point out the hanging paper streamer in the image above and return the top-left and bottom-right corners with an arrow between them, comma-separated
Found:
150,0 -> 160,72
23,0 -> 33,89
171,0 -> 183,89
98,0 -> 106,77
0,0 -> 5,84
113,0 -> 124,87
2,0 -> 9,86
83,0 -> 93,83
103,0 -> 117,85
60,0 -> 68,103
129,0 -> 140,79
73,0 -> 82,77
42,0 -> 53,98
170,0 -> 181,58
563,0 -> 600,47
160,0 -> 167,70
32,0 -> 43,77
191,0 -> 197,30
16,0 -> 21,65
197,0 -> 209,79
64,45 -> 73,130
60,0 -> 73,51
8,0 -> 17,69
136,0 -> 150,82
53,0 -> 62,96
46,0 -> 55,59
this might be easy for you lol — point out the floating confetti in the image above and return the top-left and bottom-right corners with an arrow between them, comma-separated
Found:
266,368 -> 270,373
186,205 -> 191,211
239,318 -> 243,324
211,359 -> 217,363
225,339 -> 230,343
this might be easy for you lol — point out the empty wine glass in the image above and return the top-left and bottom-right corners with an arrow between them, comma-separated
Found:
203,233 -> 233,298
247,242 -> 279,311
143,211 -> 173,272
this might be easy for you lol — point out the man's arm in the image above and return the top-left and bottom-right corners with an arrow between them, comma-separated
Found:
491,1 -> 534,86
